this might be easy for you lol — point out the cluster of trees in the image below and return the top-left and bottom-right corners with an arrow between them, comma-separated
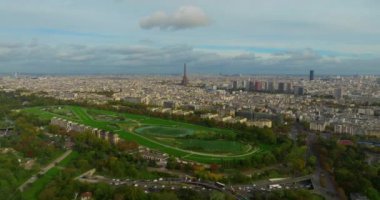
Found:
254,189 -> 324,200
219,136 -> 312,171
0,91 -> 61,111
10,112 -> 64,164
32,132 -> 233,199
70,132 -> 155,179
236,127 -> 277,144
220,151 -> 277,170
0,152 -> 28,199
317,139 -> 380,199
212,136 -> 315,184
0,91 -> 67,199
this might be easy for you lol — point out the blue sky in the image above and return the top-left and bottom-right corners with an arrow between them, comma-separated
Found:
0,0 -> 379,74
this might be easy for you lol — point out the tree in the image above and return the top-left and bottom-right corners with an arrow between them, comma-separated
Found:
209,163 -> 220,172
150,192 -> 178,200
366,187 -> 380,200
209,191 -> 225,200
307,156 -> 317,167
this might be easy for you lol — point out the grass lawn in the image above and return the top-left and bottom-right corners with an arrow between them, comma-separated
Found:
43,106 -> 78,120
135,125 -> 194,137
176,139 -> 251,154
152,136 -> 252,155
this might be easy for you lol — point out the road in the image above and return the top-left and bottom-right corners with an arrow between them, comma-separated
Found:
289,123 -> 338,199
76,168 -> 318,200
77,174 -> 244,199
18,149 -> 72,192
305,129 -> 338,199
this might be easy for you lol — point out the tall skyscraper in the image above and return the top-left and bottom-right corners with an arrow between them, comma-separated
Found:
310,70 -> 314,81
181,63 -> 189,86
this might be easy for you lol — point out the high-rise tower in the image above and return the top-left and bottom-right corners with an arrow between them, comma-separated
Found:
310,70 -> 314,81
181,63 -> 189,86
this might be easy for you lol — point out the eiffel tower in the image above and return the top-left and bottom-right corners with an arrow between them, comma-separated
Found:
181,63 -> 189,86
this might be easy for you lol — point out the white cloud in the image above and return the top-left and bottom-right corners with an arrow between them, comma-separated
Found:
0,41 -> 379,75
140,6 -> 210,31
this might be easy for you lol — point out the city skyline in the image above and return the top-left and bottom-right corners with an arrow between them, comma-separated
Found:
0,0 -> 379,74
0,2 -> 379,199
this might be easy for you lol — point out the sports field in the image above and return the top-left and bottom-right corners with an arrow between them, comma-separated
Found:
24,106 -> 265,163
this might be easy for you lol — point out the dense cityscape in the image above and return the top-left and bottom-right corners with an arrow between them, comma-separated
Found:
0,68 -> 379,200
0,1 -> 379,200
2,69 -> 380,135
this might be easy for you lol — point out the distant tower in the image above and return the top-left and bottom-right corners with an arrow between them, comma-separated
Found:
181,63 -> 189,86
310,70 -> 314,81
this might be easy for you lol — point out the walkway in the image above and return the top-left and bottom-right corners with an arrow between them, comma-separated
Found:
18,150 -> 72,192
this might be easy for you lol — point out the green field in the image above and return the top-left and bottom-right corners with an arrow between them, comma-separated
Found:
135,126 -> 194,137
24,106 -> 265,163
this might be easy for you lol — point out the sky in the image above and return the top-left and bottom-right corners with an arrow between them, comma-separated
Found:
0,0 -> 379,75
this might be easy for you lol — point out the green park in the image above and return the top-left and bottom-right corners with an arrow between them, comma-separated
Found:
23,105 -> 266,163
